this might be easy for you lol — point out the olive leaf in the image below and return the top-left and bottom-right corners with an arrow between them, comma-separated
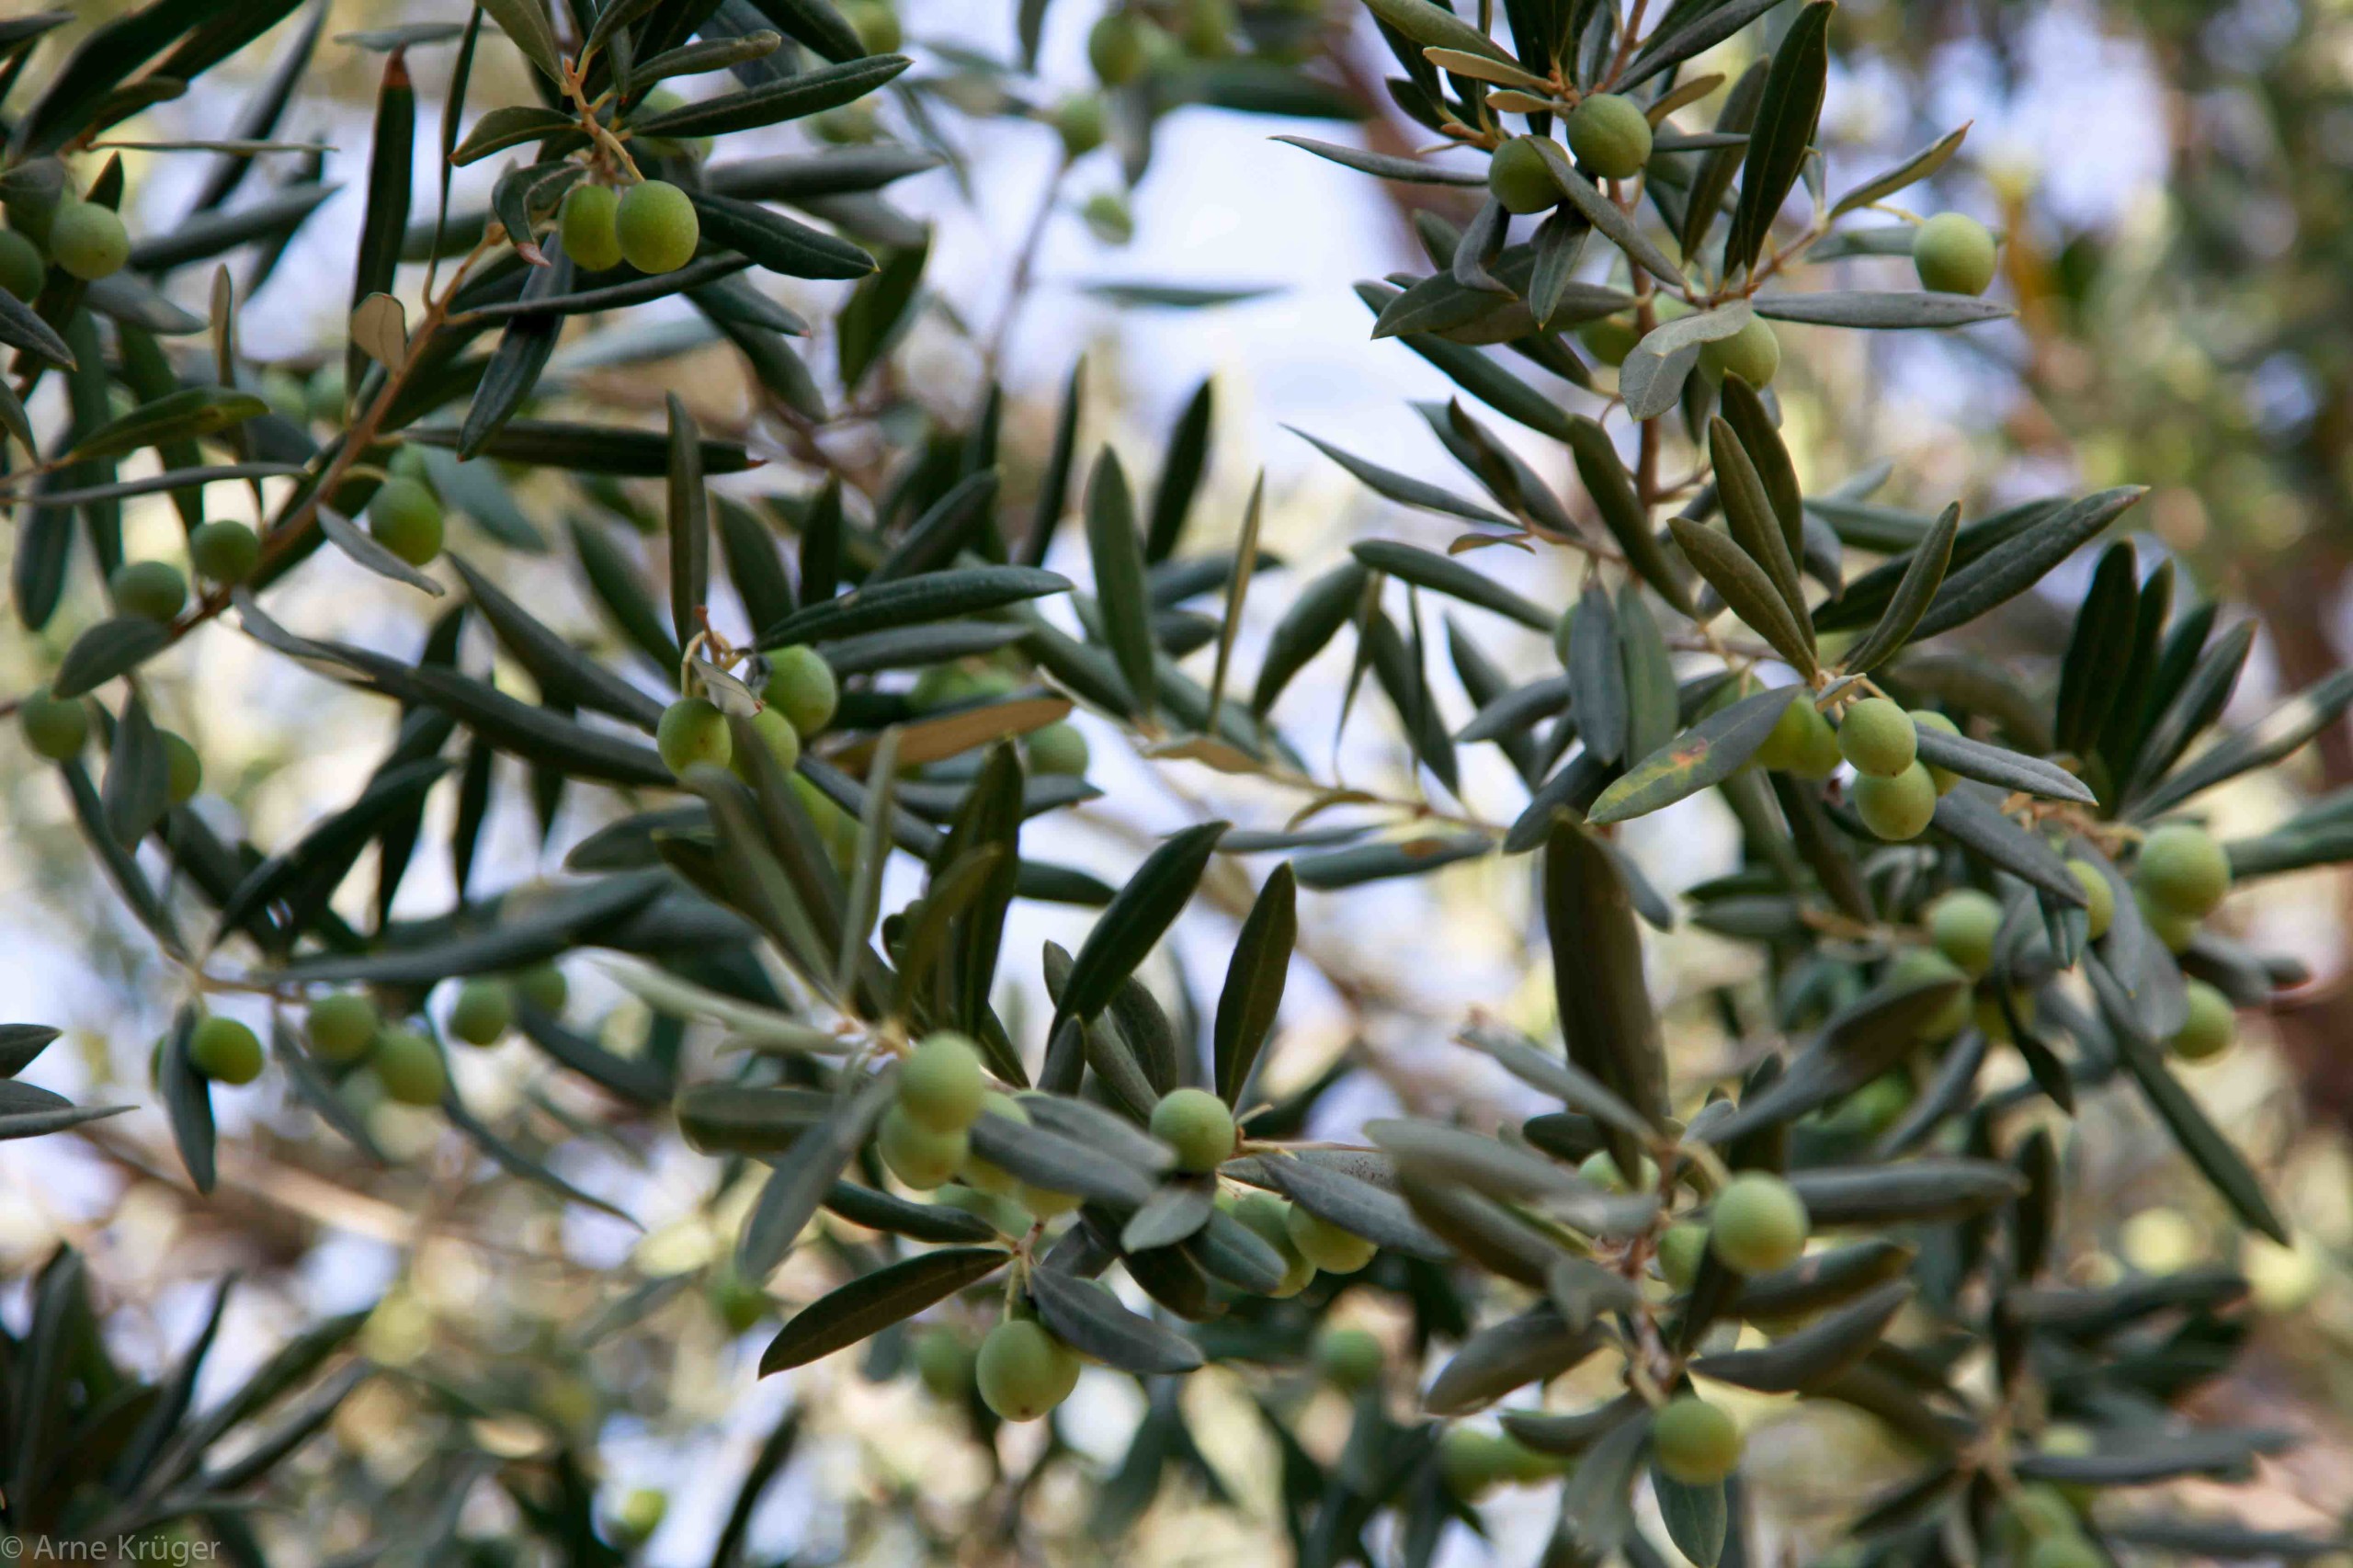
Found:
757,1246 -> 1009,1376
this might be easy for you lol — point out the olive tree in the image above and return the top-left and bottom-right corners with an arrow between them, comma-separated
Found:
0,0 -> 2343,1562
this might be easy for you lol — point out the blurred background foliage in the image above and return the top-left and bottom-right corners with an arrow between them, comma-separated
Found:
5,0 -> 2353,1562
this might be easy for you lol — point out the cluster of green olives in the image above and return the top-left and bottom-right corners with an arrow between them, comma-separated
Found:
1892,821 -> 2235,1062
876,1030 -> 990,1187
0,165 -> 131,297
1086,0 -> 1248,88
294,964 -> 566,1107
655,645 -> 839,780
18,687 -> 204,801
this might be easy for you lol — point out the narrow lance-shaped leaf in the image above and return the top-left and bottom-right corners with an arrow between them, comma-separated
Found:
1722,2 -> 1832,278
347,50 -> 414,393
1568,417 -> 1691,615
1058,821 -> 1228,1022
1588,685 -> 1800,824
665,393 -> 709,647
1841,503 -> 1957,675
1670,516 -> 1817,678
1214,862 -> 1295,1105
1544,821 -> 1667,1142
758,1246 -> 1009,1376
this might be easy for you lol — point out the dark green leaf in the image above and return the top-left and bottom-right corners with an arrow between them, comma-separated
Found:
758,1246 -> 1009,1375
1588,685 -> 1799,824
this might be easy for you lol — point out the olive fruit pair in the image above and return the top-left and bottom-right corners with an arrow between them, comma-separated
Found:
301,992 -> 448,1104
878,1032 -> 990,1190
559,180 -> 699,275
657,650 -> 839,780
1752,696 -> 1843,778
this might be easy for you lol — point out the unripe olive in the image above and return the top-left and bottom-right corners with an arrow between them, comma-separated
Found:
1652,1394 -> 1742,1484
1577,314 -> 1639,367
1999,1483 -> 2080,1549
1287,1206 -> 1376,1273
448,977 -> 515,1046
161,731 -> 201,805
368,478 -> 443,566
0,228 -> 43,301
2065,858 -> 2114,940
1437,1426 -> 1513,1500
559,184 -> 624,272
2135,889 -> 2200,953
1082,191 -> 1133,244
1017,1181 -> 1086,1219
1,160 -> 64,244
1853,761 -> 1938,841
841,0 -> 902,54
1837,697 -> 1917,778
1577,1149 -> 1658,1192
1051,94 -> 1107,159
767,645 -> 839,737
657,697 -> 733,777
1824,1071 -> 1913,1137
1180,0 -> 1234,56
1487,135 -> 1560,215
1912,212 -> 1998,297
111,559 -> 188,622
371,1028 -> 449,1106
913,1325 -> 975,1400
307,993 -> 381,1063
1025,721 -> 1089,778
1657,1221 -> 1709,1290
1700,318 -> 1780,387
1232,1193 -> 1314,1296
306,363 -> 347,425
1149,1086 -> 1235,1173
710,1265 -> 769,1333
899,1030 -> 987,1132
611,1487 -> 668,1544
1709,1171 -> 1809,1275
1565,94 -> 1653,180
49,199 -> 130,281
1754,696 -> 1842,778
1088,13 -> 1148,85
1313,1326 -> 1383,1392
616,180 -> 699,275
188,1016 -> 264,1085
2135,822 -> 2231,918
516,961 -> 568,1015
189,519 -> 262,585
961,1094 -> 1028,1196
879,1103 -> 967,1189
19,687 -> 88,761
974,1318 -> 1081,1421
1908,709 -> 1962,792
1927,888 -> 2002,978
1973,986 -> 2035,1043
1889,948 -> 1972,1040
730,704 -> 801,783
2168,978 -> 2235,1062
